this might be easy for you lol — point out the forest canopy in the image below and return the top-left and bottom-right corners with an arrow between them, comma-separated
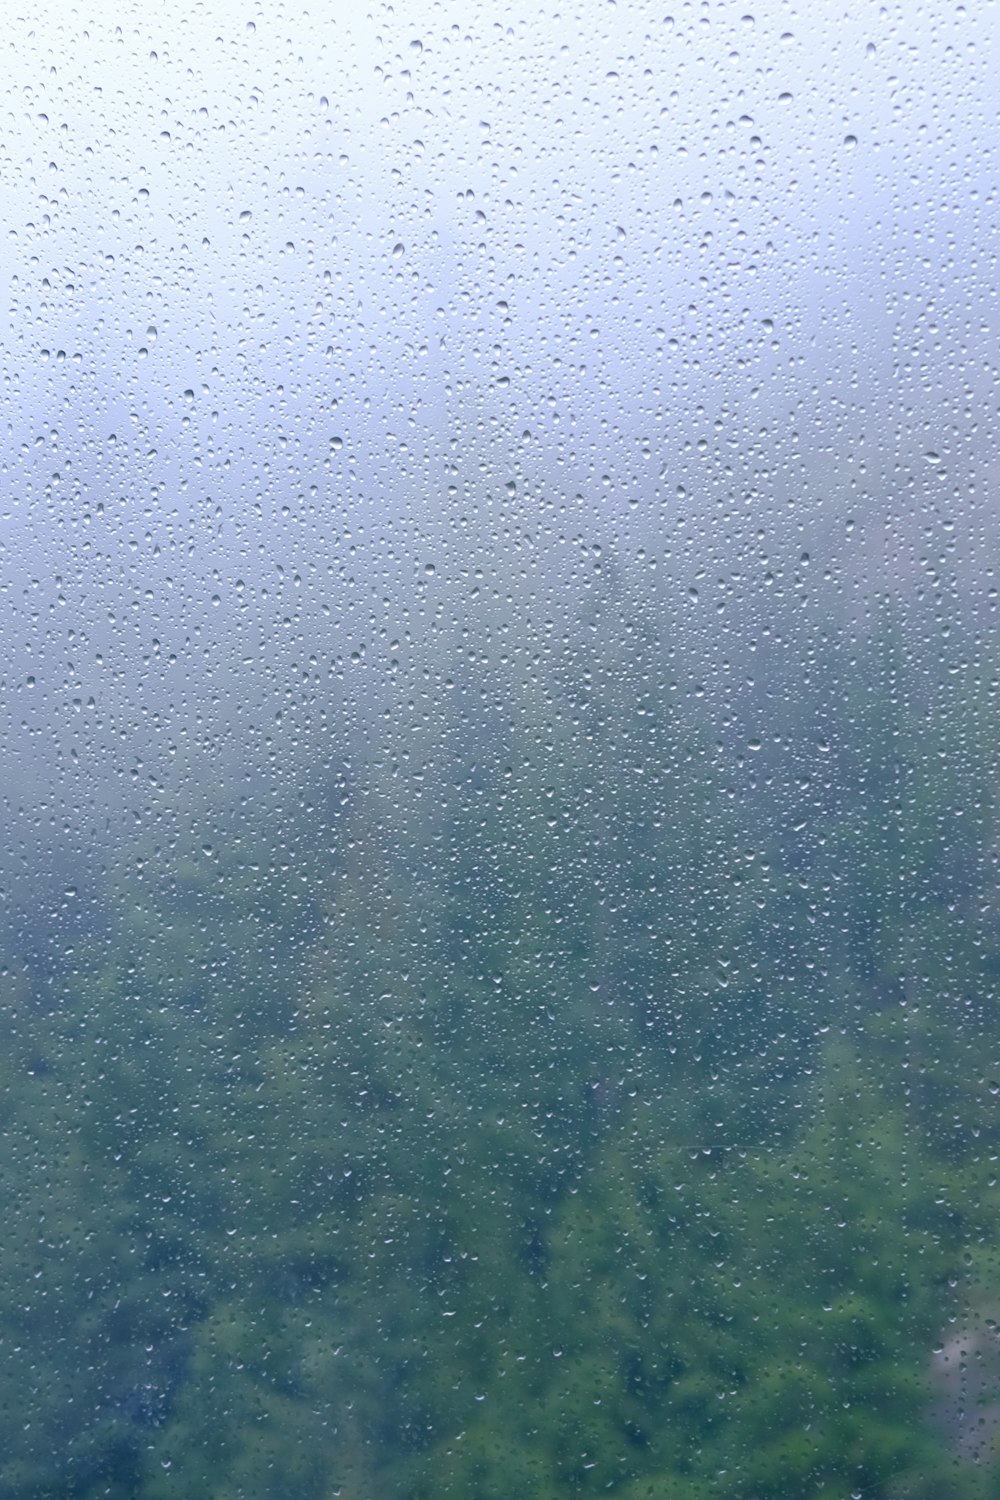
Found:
1,598 -> 998,1500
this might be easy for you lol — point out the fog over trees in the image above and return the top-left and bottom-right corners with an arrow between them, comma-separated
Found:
1,2 -> 999,1496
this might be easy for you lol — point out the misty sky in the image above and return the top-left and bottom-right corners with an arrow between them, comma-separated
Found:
2,0 -> 997,878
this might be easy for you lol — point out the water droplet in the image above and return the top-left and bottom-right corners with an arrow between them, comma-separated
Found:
844,134 -> 857,149
392,241 -> 405,258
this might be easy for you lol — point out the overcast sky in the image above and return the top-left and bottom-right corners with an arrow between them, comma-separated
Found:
2,0 -> 997,885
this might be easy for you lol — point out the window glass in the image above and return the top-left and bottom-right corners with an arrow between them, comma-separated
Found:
3,2 -> 998,1495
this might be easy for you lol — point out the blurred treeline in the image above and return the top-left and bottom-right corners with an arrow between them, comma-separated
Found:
1,563 -> 999,1500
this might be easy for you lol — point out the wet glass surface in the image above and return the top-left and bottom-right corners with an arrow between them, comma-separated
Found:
2,2 -> 1000,1495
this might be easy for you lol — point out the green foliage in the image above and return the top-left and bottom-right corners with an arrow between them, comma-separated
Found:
0,611 -> 998,1497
